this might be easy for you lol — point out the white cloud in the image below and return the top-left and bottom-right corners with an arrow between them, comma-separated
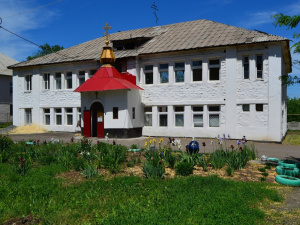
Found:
284,0 -> 300,15
0,0 -> 61,61
239,11 -> 277,29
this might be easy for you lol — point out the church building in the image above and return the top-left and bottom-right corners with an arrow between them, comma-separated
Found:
9,19 -> 292,142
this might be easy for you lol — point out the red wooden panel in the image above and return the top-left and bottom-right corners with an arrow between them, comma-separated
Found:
97,112 -> 104,138
83,110 -> 91,137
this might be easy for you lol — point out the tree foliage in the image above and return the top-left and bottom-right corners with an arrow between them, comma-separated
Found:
27,43 -> 64,60
273,13 -> 300,85
287,97 -> 300,122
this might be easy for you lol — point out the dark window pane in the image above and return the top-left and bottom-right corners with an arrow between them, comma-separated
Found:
193,106 -> 203,112
145,72 -> 153,84
145,65 -> 153,70
209,106 -> 220,111
175,114 -> 184,126
175,62 -> 184,68
209,68 -> 219,80
192,61 -> 202,67
209,59 -> 219,65
243,104 -> 250,112
159,114 -> 168,126
159,63 -> 168,70
144,107 -> 152,112
244,64 -> 249,79
256,104 -> 263,112
257,71 -> 262,79
113,107 -> 118,119
193,68 -> 202,81
174,106 -> 184,112
160,71 -> 169,83
175,70 -> 184,82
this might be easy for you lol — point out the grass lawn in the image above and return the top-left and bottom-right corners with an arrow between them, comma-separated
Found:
0,163 -> 281,225
283,130 -> 300,145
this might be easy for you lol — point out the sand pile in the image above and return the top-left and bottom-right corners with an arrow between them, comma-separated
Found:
9,124 -> 48,134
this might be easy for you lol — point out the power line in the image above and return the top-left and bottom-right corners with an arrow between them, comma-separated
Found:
2,0 -> 65,19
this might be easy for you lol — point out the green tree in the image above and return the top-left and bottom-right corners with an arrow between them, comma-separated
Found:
287,97 -> 300,122
27,43 -> 64,60
273,13 -> 300,85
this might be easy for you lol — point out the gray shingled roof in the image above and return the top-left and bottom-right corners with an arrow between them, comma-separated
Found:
9,19 -> 288,69
0,53 -> 18,75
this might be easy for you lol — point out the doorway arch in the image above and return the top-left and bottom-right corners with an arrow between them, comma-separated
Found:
90,102 -> 104,138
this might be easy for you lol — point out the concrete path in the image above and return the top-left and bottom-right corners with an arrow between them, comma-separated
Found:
4,132 -> 300,161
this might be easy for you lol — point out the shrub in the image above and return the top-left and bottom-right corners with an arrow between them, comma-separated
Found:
0,135 -> 14,163
175,161 -> 194,176
262,172 -> 269,177
130,144 -> 138,149
127,156 -> 136,167
15,156 -> 30,176
72,157 -> 86,171
39,155 -> 57,165
82,165 -> 98,178
142,154 -> 165,179
260,177 -> 266,182
211,150 -> 226,169
164,149 -> 176,169
258,168 -> 266,172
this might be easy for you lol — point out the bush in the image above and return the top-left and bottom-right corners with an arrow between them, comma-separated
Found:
258,168 -> 266,172
0,135 -> 14,163
164,148 -> 176,169
72,157 -> 86,171
82,165 -> 98,178
143,153 -> 165,179
211,150 -> 226,169
127,156 -> 136,167
175,161 -> 194,176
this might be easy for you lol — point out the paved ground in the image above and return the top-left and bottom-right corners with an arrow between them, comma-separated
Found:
3,132 -> 300,161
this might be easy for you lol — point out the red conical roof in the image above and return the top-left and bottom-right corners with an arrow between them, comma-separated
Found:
74,65 -> 143,92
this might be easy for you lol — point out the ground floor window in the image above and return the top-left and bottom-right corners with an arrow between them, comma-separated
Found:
174,106 -> 184,127
113,107 -> 118,119
25,109 -> 32,124
144,107 -> 152,126
192,106 -> 203,127
208,105 -> 220,127
65,108 -> 73,125
159,106 -> 168,127
55,108 -> 62,125
44,108 -> 50,125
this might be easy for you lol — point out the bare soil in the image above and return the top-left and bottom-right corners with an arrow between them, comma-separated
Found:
2,215 -> 40,225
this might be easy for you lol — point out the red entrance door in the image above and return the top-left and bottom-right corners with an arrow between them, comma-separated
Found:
83,110 -> 91,137
91,102 -> 104,138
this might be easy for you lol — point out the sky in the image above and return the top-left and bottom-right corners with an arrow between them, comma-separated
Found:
0,0 -> 299,97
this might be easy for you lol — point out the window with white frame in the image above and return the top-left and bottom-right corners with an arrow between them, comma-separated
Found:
242,104 -> 250,112
209,59 -> 220,81
89,69 -> 97,78
174,106 -> 184,127
65,108 -> 73,125
78,71 -> 85,86
158,106 -> 168,127
55,72 -> 62,89
25,108 -> 32,124
192,60 -> 202,81
43,73 -> 50,90
192,106 -> 203,127
144,65 -> 153,84
174,62 -> 185,83
44,108 -> 50,125
144,107 -> 152,126
208,105 -> 220,127
25,75 -> 32,91
159,63 -> 169,83
256,55 -> 263,79
65,72 -> 72,89
243,56 -> 249,79
55,108 -> 62,125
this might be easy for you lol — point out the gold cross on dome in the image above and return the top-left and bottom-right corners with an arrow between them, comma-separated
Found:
103,23 -> 111,46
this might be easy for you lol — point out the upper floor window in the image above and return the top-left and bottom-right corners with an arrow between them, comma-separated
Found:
159,63 -> 169,83
78,71 -> 85,86
55,72 -> 62,89
242,104 -> 250,112
144,107 -> 152,126
43,73 -> 50,90
25,75 -> 32,91
256,104 -> 263,112
192,60 -> 202,82
192,106 -> 203,127
65,72 -> 72,89
89,69 -> 97,78
174,62 -> 185,83
208,105 -> 220,127
144,65 -> 153,84
243,56 -> 249,79
209,59 -> 220,81
256,55 -> 263,79
174,106 -> 184,127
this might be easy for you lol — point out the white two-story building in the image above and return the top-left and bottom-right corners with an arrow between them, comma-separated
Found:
9,19 -> 291,142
